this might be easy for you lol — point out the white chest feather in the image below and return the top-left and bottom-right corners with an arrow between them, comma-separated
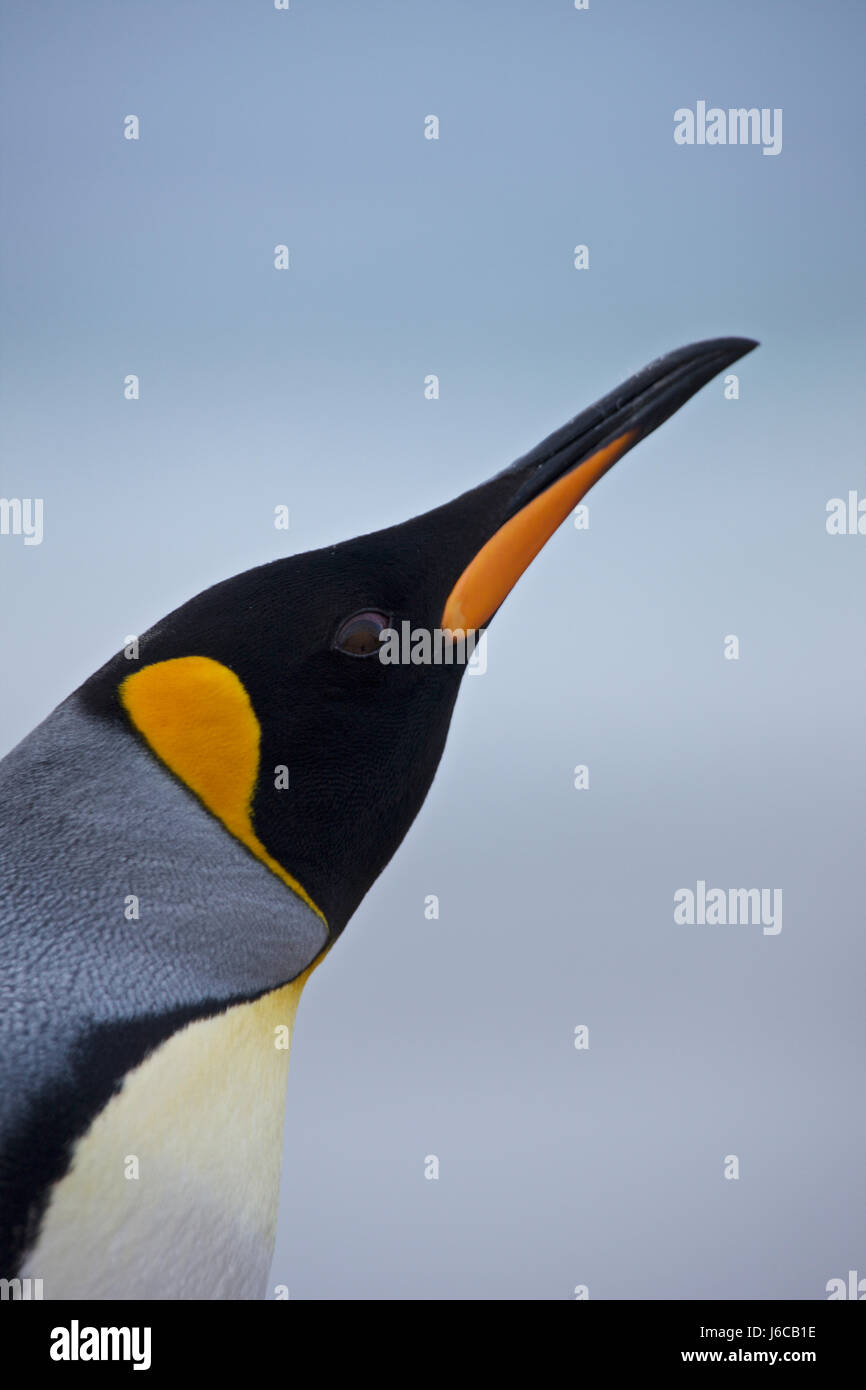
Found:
21,978 -> 307,1300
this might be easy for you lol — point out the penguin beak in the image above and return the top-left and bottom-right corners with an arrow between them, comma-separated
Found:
441,336 -> 758,633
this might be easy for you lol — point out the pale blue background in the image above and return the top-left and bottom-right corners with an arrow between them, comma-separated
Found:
1,0 -> 864,1299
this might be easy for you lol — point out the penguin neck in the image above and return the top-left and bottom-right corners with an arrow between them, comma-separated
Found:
21,974 -> 311,1300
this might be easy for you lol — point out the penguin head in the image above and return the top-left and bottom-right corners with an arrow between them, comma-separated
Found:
82,338 -> 756,935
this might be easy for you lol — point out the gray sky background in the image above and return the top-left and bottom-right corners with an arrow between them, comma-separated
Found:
1,0 -> 864,1298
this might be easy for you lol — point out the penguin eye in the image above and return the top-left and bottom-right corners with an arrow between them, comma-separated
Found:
333,610 -> 390,657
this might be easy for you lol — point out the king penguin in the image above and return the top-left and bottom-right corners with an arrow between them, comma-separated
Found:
0,338 -> 756,1299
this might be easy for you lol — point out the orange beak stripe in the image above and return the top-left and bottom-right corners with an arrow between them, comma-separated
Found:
441,429 -> 637,633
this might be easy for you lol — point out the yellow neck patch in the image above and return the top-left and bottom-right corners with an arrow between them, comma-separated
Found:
120,655 -> 326,925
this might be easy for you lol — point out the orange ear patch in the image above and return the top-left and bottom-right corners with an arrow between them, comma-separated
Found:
120,655 -> 326,925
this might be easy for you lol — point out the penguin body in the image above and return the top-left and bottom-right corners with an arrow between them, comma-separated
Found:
20,979 -> 305,1300
0,693 -> 325,1288
0,338 -> 757,1297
